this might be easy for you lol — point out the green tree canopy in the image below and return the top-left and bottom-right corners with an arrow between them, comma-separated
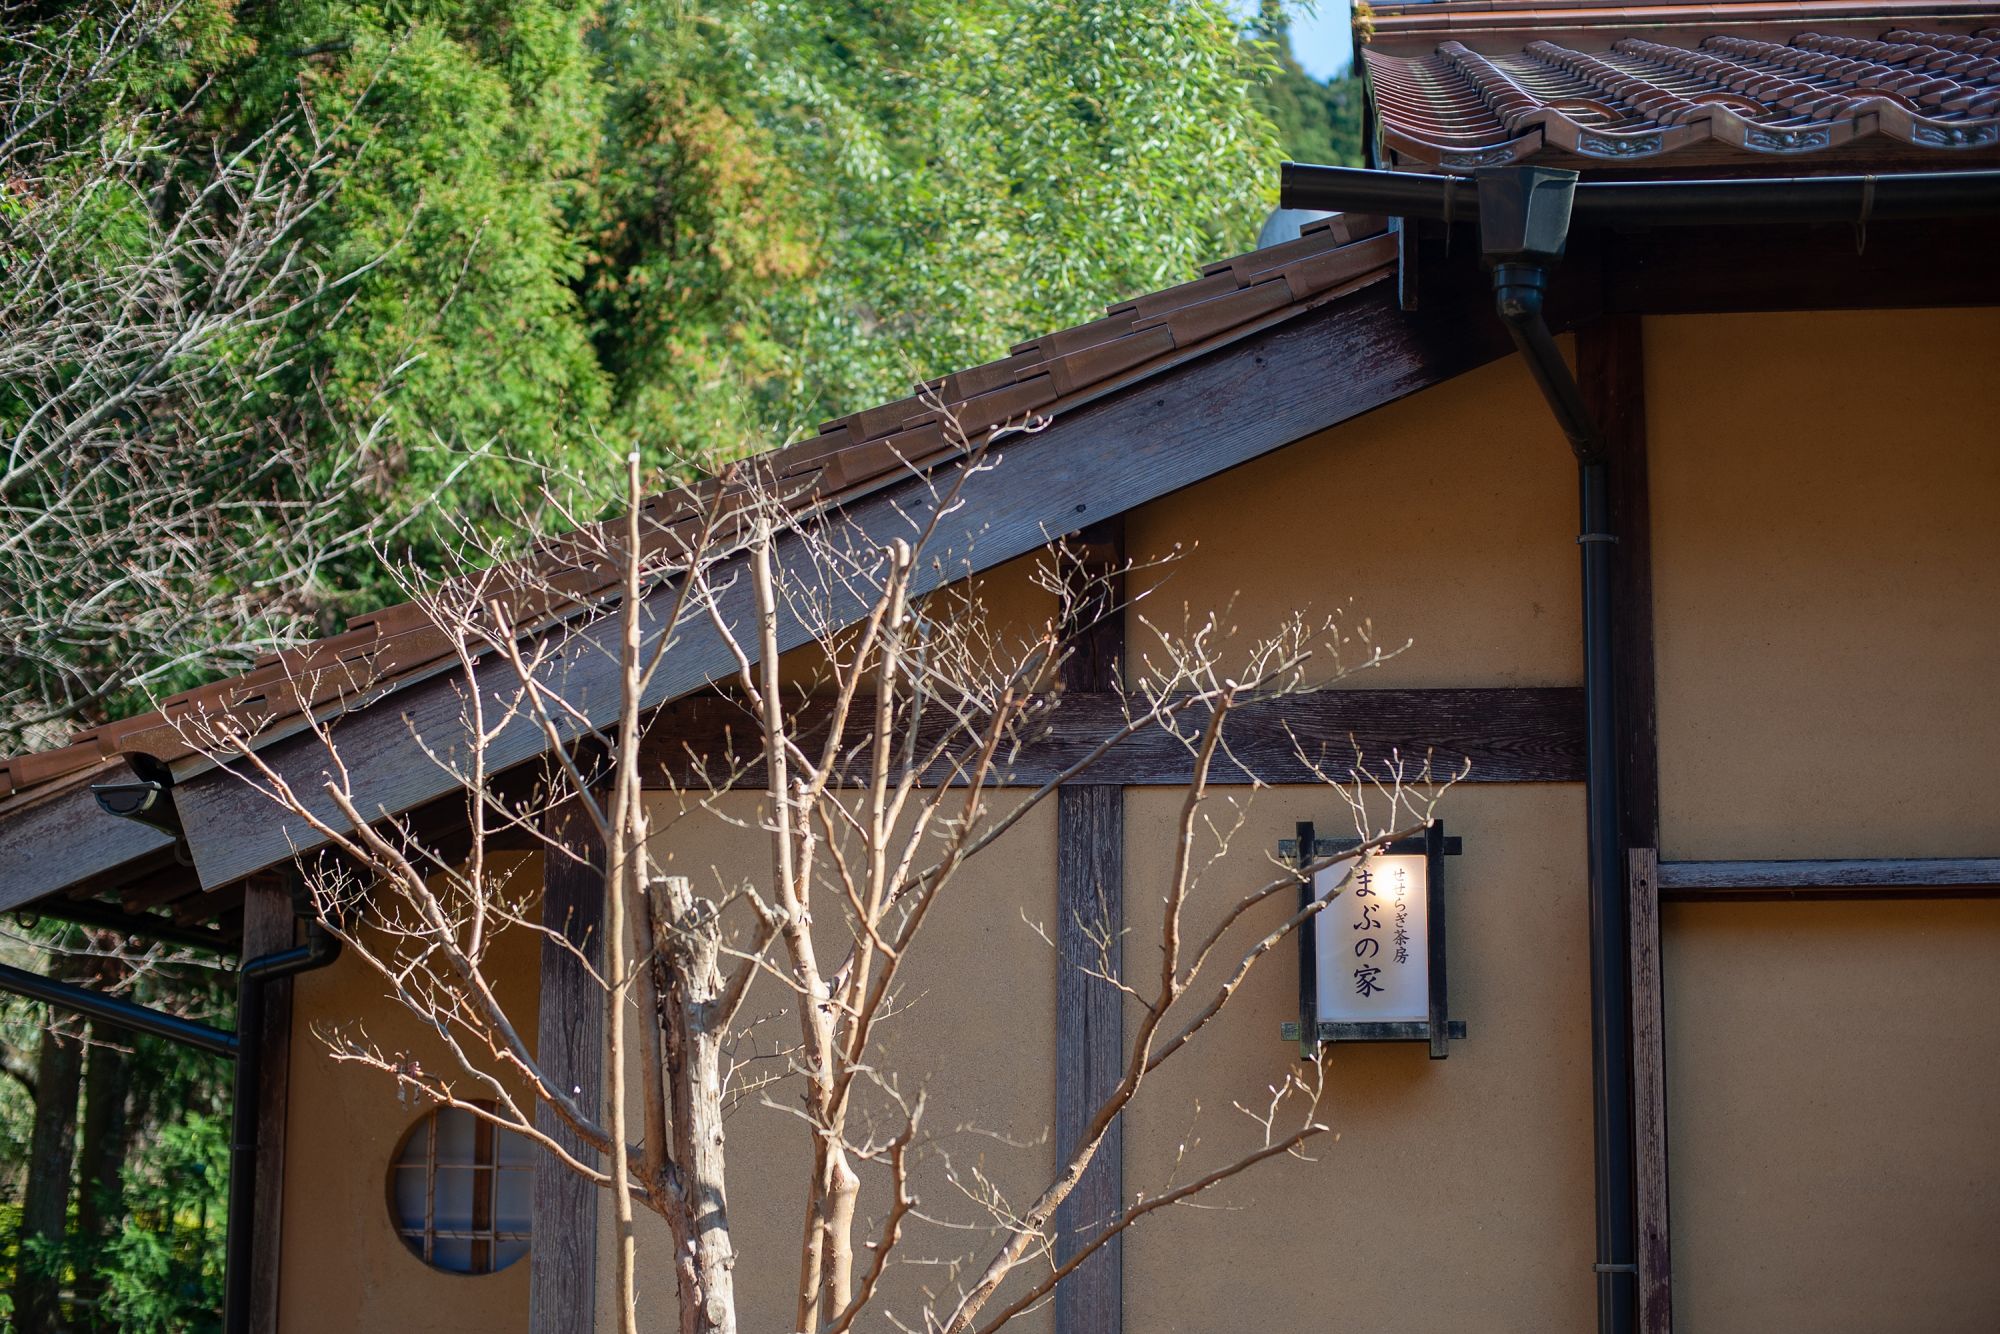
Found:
3,0 -> 1290,748
221,0 -> 1283,511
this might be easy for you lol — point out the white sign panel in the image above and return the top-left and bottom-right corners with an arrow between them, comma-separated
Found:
1314,854 -> 1429,1024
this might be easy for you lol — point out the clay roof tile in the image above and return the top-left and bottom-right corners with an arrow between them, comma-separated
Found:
1366,14 -> 2000,168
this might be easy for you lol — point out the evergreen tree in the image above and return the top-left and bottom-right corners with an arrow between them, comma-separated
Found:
1247,1 -> 1368,167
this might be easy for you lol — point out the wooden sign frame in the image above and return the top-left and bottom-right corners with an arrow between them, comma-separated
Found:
1281,820 -> 1465,1060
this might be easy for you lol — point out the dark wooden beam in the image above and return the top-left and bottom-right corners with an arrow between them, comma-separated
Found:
530,798 -> 603,1334
1594,216 -> 2000,315
241,879 -> 297,1332
1055,521 -> 1124,1334
1626,850 -> 1671,1334
1658,857 -> 2000,900
172,280 -> 1518,890
638,687 -> 1584,791
1579,314 -> 1670,1334
0,765 -> 178,911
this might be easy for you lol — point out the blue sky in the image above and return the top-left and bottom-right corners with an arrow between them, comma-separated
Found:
1233,1 -> 1357,80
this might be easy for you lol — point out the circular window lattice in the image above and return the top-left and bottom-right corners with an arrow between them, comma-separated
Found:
388,1105 -> 533,1273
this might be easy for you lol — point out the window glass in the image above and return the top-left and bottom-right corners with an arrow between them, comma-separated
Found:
388,1105 -> 533,1274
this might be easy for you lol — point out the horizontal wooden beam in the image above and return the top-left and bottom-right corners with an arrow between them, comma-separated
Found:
1595,216 -> 2000,316
1659,857 -> 2000,901
172,280 -> 1518,889
639,687 -> 1584,789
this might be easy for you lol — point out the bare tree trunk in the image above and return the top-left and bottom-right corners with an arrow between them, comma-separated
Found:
820,1146 -> 860,1317
73,1023 -> 132,1324
14,1009 -> 84,1330
651,875 -> 737,1334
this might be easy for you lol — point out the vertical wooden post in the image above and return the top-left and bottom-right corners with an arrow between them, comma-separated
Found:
532,797 -> 604,1334
1055,520 -> 1125,1334
241,876 -> 297,1332
1626,848 -> 1671,1332
1581,315 -> 1671,1334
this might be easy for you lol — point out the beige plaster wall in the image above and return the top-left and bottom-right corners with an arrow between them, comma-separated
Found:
775,550 -> 1061,691
1126,351 -> 1582,690
608,790 -> 1060,1334
1649,307 -> 2000,860
1648,307 -> 2000,1328
276,854 -> 543,1333
604,784 -> 1593,1334
1121,785 -> 1594,1333
1662,899 -> 2000,1331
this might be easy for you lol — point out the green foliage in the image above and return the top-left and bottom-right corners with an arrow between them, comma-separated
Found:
5,0 -> 1290,737
92,1114 -> 228,1334
663,0 -> 1280,448
0,931 -> 229,1333
0,1110 -> 233,1334
216,0 -> 1281,484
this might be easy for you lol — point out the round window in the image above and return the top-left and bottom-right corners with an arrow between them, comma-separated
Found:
388,1104 -> 534,1273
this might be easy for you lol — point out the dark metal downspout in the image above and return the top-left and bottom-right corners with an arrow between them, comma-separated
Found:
222,913 -> 341,1334
1477,166 -> 1636,1334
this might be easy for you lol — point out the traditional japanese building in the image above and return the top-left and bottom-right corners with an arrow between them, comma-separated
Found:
3,4 -> 1998,1332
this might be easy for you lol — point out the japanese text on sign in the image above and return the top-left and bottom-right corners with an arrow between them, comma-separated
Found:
1314,854 -> 1428,1024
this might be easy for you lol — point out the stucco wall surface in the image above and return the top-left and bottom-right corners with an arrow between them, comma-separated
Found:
1127,351 -> 1582,690
1120,784 -> 1593,1333
608,790 -> 1061,1334
276,855 -> 543,1333
1662,898 -> 2000,1331
1646,307 -> 2000,1330
1649,307 -> 2000,859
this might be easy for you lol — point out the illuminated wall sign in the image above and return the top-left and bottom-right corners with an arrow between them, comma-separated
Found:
1280,821 -> 1465,1060
1316,851 -> 1429,1024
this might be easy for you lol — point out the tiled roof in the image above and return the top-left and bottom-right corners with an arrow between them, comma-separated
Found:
1362,1 -> 2000,48
0,215 -> 1396,811
1364,11 -> 2000,170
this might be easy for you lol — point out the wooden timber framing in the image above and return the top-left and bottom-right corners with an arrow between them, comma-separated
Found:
1625,849 -> 1671,1334
242,878 -> 297,1332
1658,858 -> 2000,899
638,687 -> 1585,790
1580,314 -> 1671,1334
530,797 -> 604,1334
169,279 -> 1519,891
1054,521 -> 1125,1334
1592,216 -> 2000,317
